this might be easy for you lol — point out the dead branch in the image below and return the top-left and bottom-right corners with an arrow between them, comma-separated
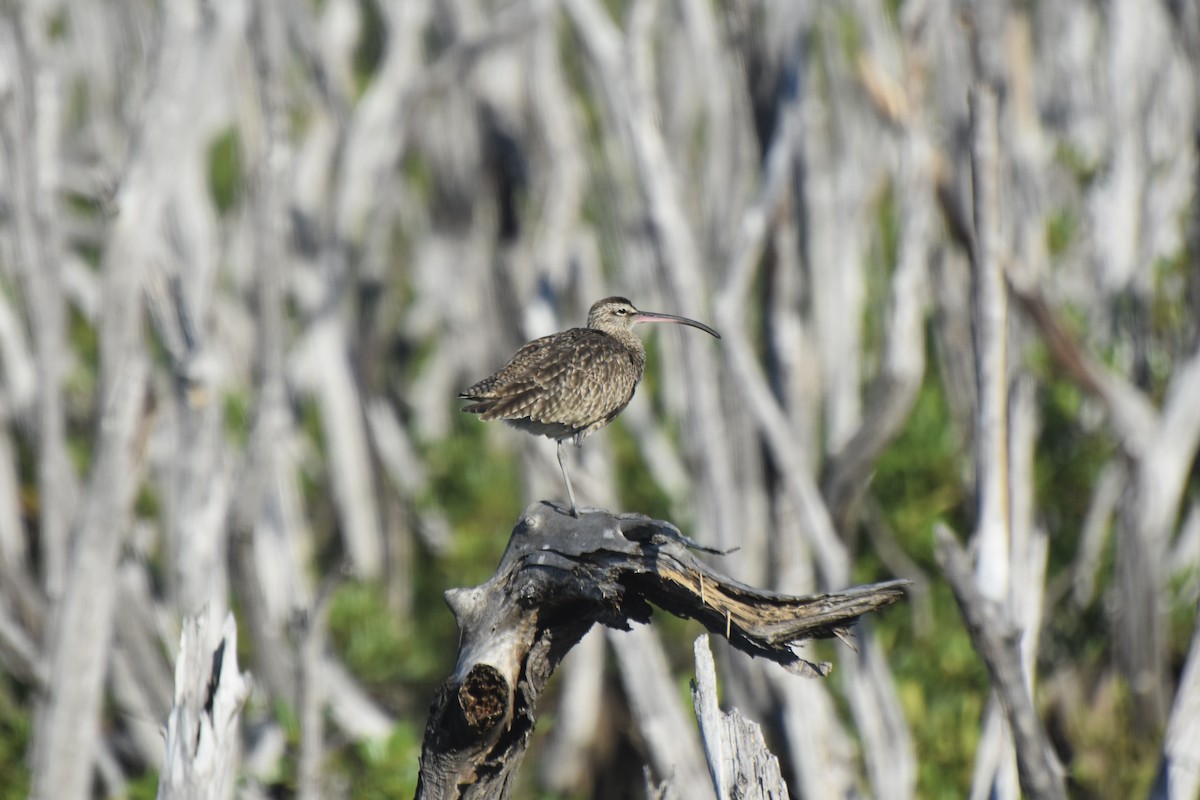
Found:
29,251 -> 149,800
967,83 -> 1010,600
0,4 -> 74,598
933,524 -> 1066,800
692,635 -> 790,800
1153,615 -> 1200,800
415,503 -> 908,800
821,130 -> 932,531
1007,282 -> 1157,453
157,611 -> 251,800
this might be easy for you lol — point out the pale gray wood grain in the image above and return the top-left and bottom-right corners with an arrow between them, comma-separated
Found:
692,635 -> 789,800
157,612 -> 251,800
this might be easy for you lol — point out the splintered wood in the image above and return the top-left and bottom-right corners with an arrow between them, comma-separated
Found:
621,517 -> 907,677
692,635 -> 790,800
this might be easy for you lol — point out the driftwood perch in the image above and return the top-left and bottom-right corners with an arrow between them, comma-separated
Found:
415,503 -> 909,799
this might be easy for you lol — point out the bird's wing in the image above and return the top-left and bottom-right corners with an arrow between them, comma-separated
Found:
530,333 -> 640,434
460,329 -> 640,437
460,331 -> 589,420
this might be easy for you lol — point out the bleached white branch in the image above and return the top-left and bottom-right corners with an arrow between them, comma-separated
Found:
157,611 -> 251,800
691,636 -> 789,800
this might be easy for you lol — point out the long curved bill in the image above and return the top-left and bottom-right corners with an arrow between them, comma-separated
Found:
632,310 -> 721,339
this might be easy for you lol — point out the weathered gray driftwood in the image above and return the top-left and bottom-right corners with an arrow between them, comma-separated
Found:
156,611 -> 251,800
692,635 -> 789,800
415,502 -> 908,799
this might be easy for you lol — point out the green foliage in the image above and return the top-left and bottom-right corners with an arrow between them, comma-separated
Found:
401,152 -> 435,205
66,304 -> 99,403
878,588 -> 988,797
207,128 -> 243,215
0,680 -> 30,800
871,372 -> 969,569
600,0 -> 630,21
1054,140 -> 1101,185
1168,571 -> 1199,660
328,581 -> 446,701
298,395 -> 326,453
125,769 -> 159,800
134,481 -> 161,521
222,389 -> 252,447
884,0 -> 907,23
836,7 -> 864,60
863,180 -> 900,371
62,305 -> 102,475
1151,248 -> 1194,351
331,722 -> 423,799
869,371 -> 984,796
1033,377 -> 1113,567
1045,209 -> 1078,258
353,0 -> 386,93
610,420 -> 672,523
46,8 -> 67,39
1063,677 -> 1159,796
423,415 -> 522,584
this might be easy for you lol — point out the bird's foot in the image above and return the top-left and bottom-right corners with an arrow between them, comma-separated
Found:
542,499 -> 589,518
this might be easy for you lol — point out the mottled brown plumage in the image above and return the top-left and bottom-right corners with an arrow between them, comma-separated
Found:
460,297 -> 720,516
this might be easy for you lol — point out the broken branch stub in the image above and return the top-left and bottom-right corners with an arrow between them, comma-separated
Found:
415,502 -> 909,800
157,611 -> 251,800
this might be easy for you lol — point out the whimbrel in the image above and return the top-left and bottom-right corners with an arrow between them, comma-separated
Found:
459,297 -> 720,516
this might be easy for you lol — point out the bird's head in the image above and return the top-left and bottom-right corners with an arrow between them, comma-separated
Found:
586,296 -> 721,339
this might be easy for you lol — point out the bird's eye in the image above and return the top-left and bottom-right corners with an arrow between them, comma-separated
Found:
616,308 -> 627,315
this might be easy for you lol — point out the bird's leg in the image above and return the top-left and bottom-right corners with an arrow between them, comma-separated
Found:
557,439 -> 579,517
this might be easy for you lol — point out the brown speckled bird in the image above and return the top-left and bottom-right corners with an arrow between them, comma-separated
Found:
459,297 -> 721,516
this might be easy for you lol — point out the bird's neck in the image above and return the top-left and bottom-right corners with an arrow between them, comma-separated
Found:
608,328 -> 646,370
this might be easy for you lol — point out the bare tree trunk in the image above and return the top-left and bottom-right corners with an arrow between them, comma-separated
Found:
0,3 -> 74,599
30,253 -> 147,800
965,81 -> 1022,800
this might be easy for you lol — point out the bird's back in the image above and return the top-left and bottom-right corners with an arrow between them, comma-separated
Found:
459,327 -> 645,442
